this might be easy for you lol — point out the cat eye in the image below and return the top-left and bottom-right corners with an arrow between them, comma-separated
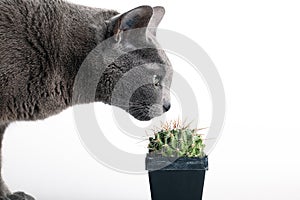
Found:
153,75 -> 161,87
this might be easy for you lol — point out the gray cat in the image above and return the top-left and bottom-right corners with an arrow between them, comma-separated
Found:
0,0 -> 173,199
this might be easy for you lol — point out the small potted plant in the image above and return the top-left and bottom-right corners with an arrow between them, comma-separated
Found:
145,120 -> 208,200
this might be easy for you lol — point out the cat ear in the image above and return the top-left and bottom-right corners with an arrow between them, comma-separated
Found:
148,6 -> 165,36
108,6 -> 153,41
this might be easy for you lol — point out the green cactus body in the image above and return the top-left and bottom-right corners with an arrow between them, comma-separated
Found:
147,121 -> 206,158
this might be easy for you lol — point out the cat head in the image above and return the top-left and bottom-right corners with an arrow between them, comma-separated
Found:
96,6 -> 173,121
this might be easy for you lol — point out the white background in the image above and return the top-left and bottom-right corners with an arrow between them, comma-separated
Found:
3,0 -> 300,200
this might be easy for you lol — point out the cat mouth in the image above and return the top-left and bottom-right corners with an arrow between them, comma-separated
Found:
128,106 -> 152,121
128,104 -> 163,121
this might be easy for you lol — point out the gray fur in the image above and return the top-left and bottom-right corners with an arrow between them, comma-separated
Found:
0,0 -> 118,123
0,0 -> 173,197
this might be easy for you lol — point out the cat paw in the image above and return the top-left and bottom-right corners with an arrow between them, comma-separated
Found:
0,192 -> 35,200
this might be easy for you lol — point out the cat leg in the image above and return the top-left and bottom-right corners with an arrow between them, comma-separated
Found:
0,124 -> 11,197
0,124 -> 35,200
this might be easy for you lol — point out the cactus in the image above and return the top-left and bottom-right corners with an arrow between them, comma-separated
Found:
147,120 -> 206,158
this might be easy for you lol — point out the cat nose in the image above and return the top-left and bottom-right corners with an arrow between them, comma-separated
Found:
163,102 -> 171,112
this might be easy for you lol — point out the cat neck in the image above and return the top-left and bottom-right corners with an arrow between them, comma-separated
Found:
57,2 -> 119,106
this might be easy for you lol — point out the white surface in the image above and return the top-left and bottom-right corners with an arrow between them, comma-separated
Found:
3,0 -> 300,199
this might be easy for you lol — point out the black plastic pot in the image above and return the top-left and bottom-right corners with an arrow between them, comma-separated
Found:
146,154 -> 208,200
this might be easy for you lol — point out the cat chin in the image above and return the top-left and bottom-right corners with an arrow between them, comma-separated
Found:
135,114 -> 164,122
132,115 -> 152,121
130,111 -> 164,121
